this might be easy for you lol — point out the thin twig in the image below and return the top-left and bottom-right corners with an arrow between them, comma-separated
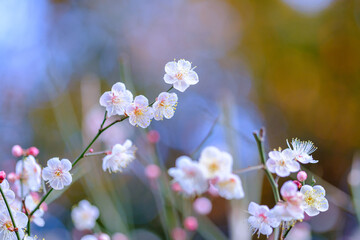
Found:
190,116 -> 219,157
0,185 -> 20,240
234,164 -> 264,174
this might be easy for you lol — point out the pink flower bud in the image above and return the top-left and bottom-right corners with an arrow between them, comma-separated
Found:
193,197 -> 212,215
145,164 -> 161,180
27,147 -> 39,157
147,130 -> 160,143
112,233 -> 128,240
184,216 -> 198,231
7,172 -> 18,182
0,171 -> 6,183
293,180 -> 302,189
171,182 -> 182,192
171,228 -> 186,240
297,171 -> 307,182
11,145 -> 23,157
89,148 -> 94,153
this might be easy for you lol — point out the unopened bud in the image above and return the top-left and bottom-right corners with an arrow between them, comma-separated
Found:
27,147 -> 39,157
0,171 -> 6,183
184,216 -> 198,231
7,172 -> 17,182
147,130 -> 160,143
297,171 -> 307,182
11,145 -> 23,157
293,180 -> 302,189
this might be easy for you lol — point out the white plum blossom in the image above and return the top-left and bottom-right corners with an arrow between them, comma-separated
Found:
168,156 -> 208,196
99,82 -> 133,117
126,95 -> 154,128
81,233 -> 110,240
287,138 -> 318,164
266,149 -> 300,177
15,155 -> 42,195
248,202 -> 281,237
199,146 -> 233,180
270,181 -> 304,221
164,59 -> 199,92
24,195 -> 45,227
0,180 -> 15,211
102,140 -> 136,173
71,200 -> 100,231
0,209 -> 28,240
300,185 -> 329,216
42,158 -> 72,190
214,173 -> 244,200
152,92 -> 178,121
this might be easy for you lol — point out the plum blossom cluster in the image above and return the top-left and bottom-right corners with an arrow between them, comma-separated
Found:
100,59 -> 197,128
0,59 -> 198,240
248,138 -> 329,238
168,146 -> 244,200
0,147 -> 47,240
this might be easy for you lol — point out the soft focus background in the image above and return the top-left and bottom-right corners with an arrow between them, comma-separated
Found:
1,0 -> 359,239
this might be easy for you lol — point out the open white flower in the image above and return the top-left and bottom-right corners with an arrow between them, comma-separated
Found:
42,158 -> 72,190
199,146 -> 233,180
214,173 -> 244,200
300,185 -> 329,216
153,92 -> 178,121
102,140 -> 136,173
126,95 -> 154,128
0,180 -> 15,211
270,181 -> 304,221
99,82 -> 133,117
287,138 -> 318,164
81,235 -> 97,240
248,202 -> 281,237
164,59 -> 199,92
168,156 -> 208,196
71,200 -> 99,231
0,209 -> 28,240
266,149 -> 300,177
15,155 -> 42,195
24,195 -> 45,227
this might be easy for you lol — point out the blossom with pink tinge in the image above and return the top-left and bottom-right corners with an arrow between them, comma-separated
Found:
248,202 -> 281,237
15,155 -> 42,195
193,197 -> 212,215
214,173 -> 244,200
99,82 -> 133,117
266,149 -> 300,177
287,138 -> 318,164
152,92 -> 178,121
184,216 -> 198,231
164,59 -> 199,92
42,158 -> 72,190
270,181 -> 305,221
102,140 -> 136,173
126,95 -> 154,128
168,156 -> 208,197
145,164 -> 161,180
12,145 -> 23,157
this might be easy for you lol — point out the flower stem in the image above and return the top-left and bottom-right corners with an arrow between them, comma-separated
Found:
253,129 -> 281,240
27,86 -> 174,234
0,185 -> 21,240
233,164 -> 264,174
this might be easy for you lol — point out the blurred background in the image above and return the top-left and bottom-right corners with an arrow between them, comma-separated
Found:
0,0 -> 359,239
